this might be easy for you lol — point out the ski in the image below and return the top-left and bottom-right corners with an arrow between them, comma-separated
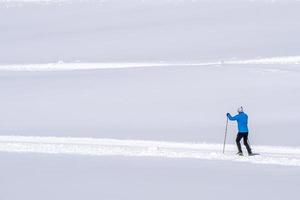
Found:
248,153 -> 260,156
236,153 -> 260,157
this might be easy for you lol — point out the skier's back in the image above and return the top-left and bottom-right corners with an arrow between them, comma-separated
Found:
228,111 -> 248,133
227,107 -> 253,156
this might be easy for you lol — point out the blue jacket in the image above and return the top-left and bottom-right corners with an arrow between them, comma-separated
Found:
227,112 -> 249,133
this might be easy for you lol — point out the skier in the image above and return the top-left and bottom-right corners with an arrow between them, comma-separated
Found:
227,106 -> 253,156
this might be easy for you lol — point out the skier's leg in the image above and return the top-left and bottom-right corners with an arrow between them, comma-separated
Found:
243,133 -> 252,154
236,134 -> 243,153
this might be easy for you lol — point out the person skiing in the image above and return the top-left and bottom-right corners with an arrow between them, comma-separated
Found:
227,106 -> 253,156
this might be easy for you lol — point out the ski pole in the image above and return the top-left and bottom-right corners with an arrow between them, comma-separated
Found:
223,117 -> 228,154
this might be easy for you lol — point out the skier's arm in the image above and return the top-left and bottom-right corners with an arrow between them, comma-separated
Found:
227,113 -> 238,121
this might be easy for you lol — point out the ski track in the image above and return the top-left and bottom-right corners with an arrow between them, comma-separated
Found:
0,56 -> 299,72
0,135 -> 300,167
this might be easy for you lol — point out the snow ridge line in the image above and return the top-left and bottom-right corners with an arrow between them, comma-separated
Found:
1,0 -> 298,3
0,56 -> 299,71
0,135 -> 300,167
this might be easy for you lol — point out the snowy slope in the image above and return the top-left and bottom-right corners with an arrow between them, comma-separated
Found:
1,60 -> 300,200
1,0 -> 300,63
1,154 -> 299,200
1,62 -> 300,146
1,135 -> 300,166
1,0 -> 300,200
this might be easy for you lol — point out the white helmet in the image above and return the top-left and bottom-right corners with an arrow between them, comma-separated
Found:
237,106 -> 244,113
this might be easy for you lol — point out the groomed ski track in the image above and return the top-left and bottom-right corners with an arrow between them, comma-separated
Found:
0,135 -> 300,167
0,56 -> 300,71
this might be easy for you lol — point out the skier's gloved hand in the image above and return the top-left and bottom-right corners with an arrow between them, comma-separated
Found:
226,113 -> 230,117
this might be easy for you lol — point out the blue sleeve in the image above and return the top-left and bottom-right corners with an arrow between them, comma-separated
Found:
227,114 -> 239,121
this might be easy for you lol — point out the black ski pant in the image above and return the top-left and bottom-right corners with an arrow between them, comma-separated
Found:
236,132 -> 252,154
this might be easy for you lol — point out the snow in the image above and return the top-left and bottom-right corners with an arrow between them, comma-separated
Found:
1,0 -> 300,63
1,135 -> 300,166
1,63 -> 300,146
1,55 -> 300,71
1,154 -> 299,200
1,0 -> 300,199
1,63 -> 300,200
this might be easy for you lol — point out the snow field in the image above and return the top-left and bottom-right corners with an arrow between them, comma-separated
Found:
1,135 -> 300,166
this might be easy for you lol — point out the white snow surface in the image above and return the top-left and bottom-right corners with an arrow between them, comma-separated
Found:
1,0 -> 300,200
1,135 -> 300,166
1,62 -> 300,200
1,0 -> 300,63
0,56 -> 300,71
